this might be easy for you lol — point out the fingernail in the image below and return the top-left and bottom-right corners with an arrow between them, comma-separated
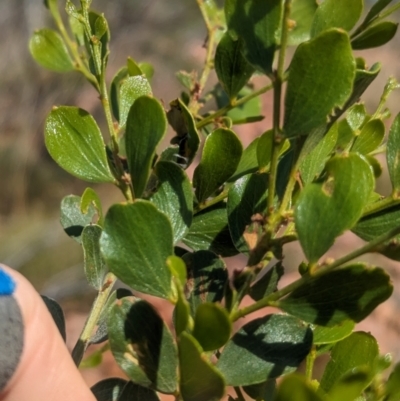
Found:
0,267 -> 24,392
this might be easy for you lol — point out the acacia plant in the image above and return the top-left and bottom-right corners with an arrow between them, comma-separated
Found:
29,0 -> 400,400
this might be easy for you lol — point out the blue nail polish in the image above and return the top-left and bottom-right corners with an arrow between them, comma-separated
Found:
0,268 -> 16,296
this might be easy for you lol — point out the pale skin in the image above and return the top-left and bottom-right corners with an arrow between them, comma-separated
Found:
0,265 -> 96,401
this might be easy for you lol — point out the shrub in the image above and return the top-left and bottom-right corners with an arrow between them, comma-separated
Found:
29,0 -> 400,400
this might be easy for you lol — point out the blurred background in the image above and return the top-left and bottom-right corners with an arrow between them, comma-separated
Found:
1,0 -> 400,389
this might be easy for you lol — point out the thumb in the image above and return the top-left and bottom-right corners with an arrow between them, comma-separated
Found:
0,265 -> 96,401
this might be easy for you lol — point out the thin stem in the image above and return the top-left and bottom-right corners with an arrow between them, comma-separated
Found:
362,195 -> 400,217
232,224 -> 400,321
196,82 -> 274,129
194,188 -> 229,214
305,346 -> 317,381
233,386 -> 246,401
72,272 -> 117,366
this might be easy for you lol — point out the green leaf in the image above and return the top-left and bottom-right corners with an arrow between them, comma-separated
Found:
82,225 -> 107,290
100,201 -> 173,299
81,187 -> 103,227
41,296 -> 66,342
60,195 -> 96,243
29,28 -> 73,72
125,96 -> 167,198
311,0 -> 363,37
227,173 -> 269,254
91,378 -> 128,401
352,21 -> 398,50
119,76 -> 152,129
108,298 -> 178,393
319,332 -> 379,393
243,379 -> 276,401
328,369 -> 372,401
287,0 -> 318,46
257,130 -> 273,170
150,161 -> 193,244
217,314 -> 313,386
224,0 -> 282,74
312,320 -> 355,345
192,303 -> 231,351
229,137 -> 259,182
346,103 -> 367,131
284,29 -> 355,137
45,106 -> 115,183
278,264 -> 393,326
193,128 -> 243,203
182,250 -> 228,315
215,33 -> 255,100
274,374 -> 324,401
249,263 -> 284,301
364,0 -> 395,25
167,99 -> 200,168
385,362 -> 400,401
386,113 -> 400,194
179,332 -> 225,401
110,67 -> 129,122
127,57 -> 143,76
295,153 -> 374,263
183,203 -> 239,257
300,122 -> 338,184
351,119 -> 385,155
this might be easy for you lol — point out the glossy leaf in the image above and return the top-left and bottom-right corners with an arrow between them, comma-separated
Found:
295,153 -> 374,263
287,0 -> 318,45
150,161 -> 193,244
182,250 -> 228,315
91,378 -> 128,401
313,320 -> 355,345
249,263 -> 284,301
182,203 -> 239,257
311,0 -> 363,37
110,67 -> 129,121
319,332 -> 379,393
284,29 -> 355,137
352,21 -> 398,50
193,128 -> 242,203
45,106 -> 115,183
274,374 -> 324,401
167,99 -> 200,168
179,332 -> 225,401
224,0 -> 282,74
351,119 -> 385,155
60,195 -> 96,243
229,137 -> 259,182
41,296 -> 66,342
256,130 -> 273,170
100,201 -> 173,299
216,314 -> 313,386
300,122 -> 337,184
347,103 -> 367,131
108,298 -> 178,393
29,28 -> 73,72
386,113 -> 400,194
119,76 -> 152,129
215,33 -> 255,100
192,303 -> 231,351
278,264 -> 393,326
227,173 -> 268,254
82,225 -> 107,290
125,96 -> 167,198
81,187 -> 103,227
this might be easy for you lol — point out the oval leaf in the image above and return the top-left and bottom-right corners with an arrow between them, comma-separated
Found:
192,303 -> 232,351
30,28 -> 73,72
351,119 -> 385,155
275,374 -> 324,401
108,297 -> 178,394
193,128 -> 243,203
150,161 -> 193,243
100,201 -> 173,299
311,0 -> 363,37
179,332 -> 225,401
224,0 -> 282,74
45,106 -> 115,183
386,113 -> 400,194
126,96 -> 167,198
313,320 -> 355,345
284,29 -> 355,137
352,21 -> 398,50
295,153 -> 374,263
215,33 -> 255,100
278,264 -> 393,326
287,0 -> 318,45
119,76 -> 152,129
216,314 -> 313,386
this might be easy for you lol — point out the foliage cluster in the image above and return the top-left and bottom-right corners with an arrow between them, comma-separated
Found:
29,0 -> 400,400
